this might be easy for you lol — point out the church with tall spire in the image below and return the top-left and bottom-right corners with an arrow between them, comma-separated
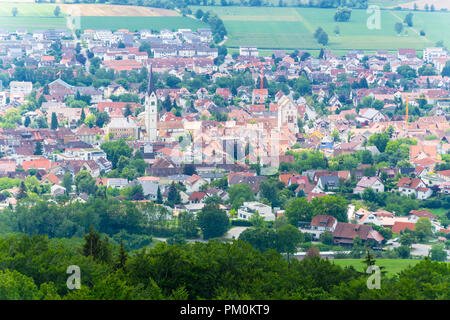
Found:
145,65 -> 158,142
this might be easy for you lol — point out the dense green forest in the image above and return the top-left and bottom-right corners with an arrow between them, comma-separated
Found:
0,232 -> 448,300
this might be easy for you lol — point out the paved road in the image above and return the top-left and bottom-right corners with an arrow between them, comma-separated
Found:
153,237 -> 208,243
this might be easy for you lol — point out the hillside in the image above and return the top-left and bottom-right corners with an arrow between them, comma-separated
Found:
191,5 -> 449,51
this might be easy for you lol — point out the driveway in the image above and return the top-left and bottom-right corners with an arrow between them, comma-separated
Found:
223,226 -> 248,240
411,244 -> 431,256
347,204 -> 355,222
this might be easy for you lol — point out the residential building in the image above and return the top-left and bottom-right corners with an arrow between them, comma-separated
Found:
237,201 -> 275,221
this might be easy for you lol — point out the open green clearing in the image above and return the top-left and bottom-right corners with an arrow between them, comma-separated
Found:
191,5 -> 448,51
0,2 -> 66,31
332,258 -> 422,276
0,2 -> 61,17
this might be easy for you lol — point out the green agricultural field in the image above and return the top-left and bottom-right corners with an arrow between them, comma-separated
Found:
0,2 -> 65,31
368,0 -> 413,8
332,258 -> 422,276
79,16 -> 208,32
0,2 -> 60,17
0,17 -> 66,31
0,3 -> 206,32
191,5 -> 449,51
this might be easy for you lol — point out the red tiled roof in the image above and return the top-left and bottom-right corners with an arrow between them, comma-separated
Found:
279,172 -> 296,185
249,104 -> 265,112
307,192 -> 327,201
215,88 -> 231,98
311,215 -> 336,228
437,169 -> 450,177
409,210 -> 438,220
42,173 -> 60,184
228,171 -> 255,184
22,159 -> 51,170
397,177 -> 422,190
333,222 -> 384,242
188,191 -> 206,201
392,221 -> 416,234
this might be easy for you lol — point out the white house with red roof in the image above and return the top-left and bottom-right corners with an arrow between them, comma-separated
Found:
299,215 -> 338,240
355,208 -> 381,226
397,177 -> 432,200
185,174 -> 206,194
353,176 -> 384,194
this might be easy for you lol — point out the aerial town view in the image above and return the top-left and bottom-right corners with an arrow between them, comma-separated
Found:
0,0 -> 449,305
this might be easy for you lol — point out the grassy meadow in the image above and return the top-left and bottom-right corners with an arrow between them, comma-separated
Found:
0,2 -> 59,16
191,5 -> 449,51
332,258 -> 423,276
0,2 -> 206,31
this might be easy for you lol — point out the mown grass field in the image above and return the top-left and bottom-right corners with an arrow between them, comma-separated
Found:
332,258 -> 422,276
80,16 -> 208,32
191,5 -> 449,51
0,2 -> 59,16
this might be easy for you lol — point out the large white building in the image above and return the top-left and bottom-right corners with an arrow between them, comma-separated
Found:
423,47 -> 447,63
10,81 -> 32,96
239,46 -> 258,57
145,66 -> 158,142
237,202 -> 275,221
277,95 -> 298,132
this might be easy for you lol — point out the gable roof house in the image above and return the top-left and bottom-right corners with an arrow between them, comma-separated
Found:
392,221 -> 416,234
188,191 -> 207,204
299,215 -> 338,241
204,187 -> 229,202
356,108 -> 386,124
354,208 -> 381,226
397,177 -> 432,200
333,222 -> 384,247
22,158 -> 51,171
353,176 -> 384,194
316,175 -> 339,191
185,174 -> 206,194
139,180 -> 161,201
150,157 -> 180,177
409,210 -> 438,222
51,184 -> 66,197
237,201 -> 275,221
229,174 -> 266,194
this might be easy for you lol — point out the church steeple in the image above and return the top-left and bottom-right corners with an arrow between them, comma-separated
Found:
148,64 -> 155,95
145,64 -> 158,142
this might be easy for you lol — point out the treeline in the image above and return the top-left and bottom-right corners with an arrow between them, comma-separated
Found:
54,0 -> 368,9
0,232 -> 448,300
0,198 -> 197,250
194,10 -> 227,43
